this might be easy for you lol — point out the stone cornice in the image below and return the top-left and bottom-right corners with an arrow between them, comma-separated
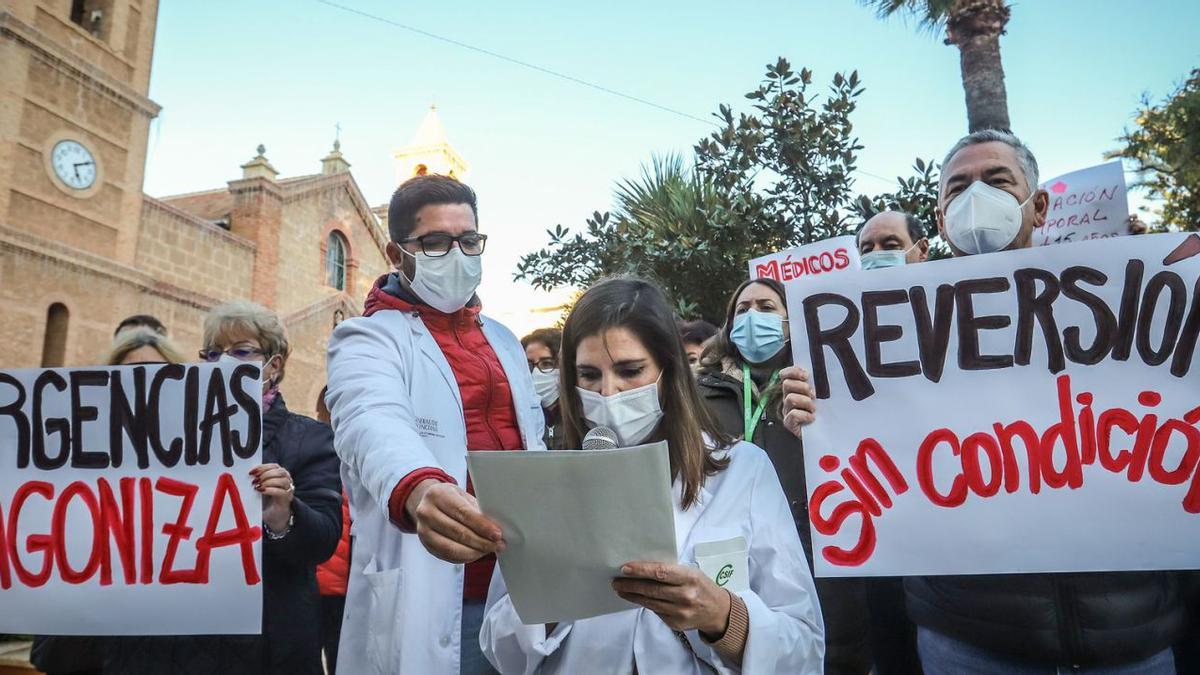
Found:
0,11 -> 161,118
0,223 -> 218,310
283,291 -> 359,327
228,176 -> 284,200
141,196 -> 257,251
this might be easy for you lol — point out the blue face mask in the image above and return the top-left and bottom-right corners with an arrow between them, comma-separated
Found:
861,241 -> 921,270
861,250 -> 907,270
730,310 -> 787,364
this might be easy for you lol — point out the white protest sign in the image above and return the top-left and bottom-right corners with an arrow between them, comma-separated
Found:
789,233 -> 1200,577
1034,160 -> 1129,246
0,362 -> 264,634
748,235 -> 860,283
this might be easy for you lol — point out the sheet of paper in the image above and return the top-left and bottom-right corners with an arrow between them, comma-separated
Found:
467,442 -> 676,624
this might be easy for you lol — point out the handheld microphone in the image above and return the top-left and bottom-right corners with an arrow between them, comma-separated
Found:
581,426 -> 619,451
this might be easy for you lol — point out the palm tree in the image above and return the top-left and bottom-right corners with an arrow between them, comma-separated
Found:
862,0 -> 1012,133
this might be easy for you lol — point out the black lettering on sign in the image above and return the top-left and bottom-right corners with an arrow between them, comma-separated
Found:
861,290 -> 920,378
183,367 -> 201,465
33,370 -> 69,470
110,367 -> 150,469
228,364 -> 262,463
1171,278 -> 1200,378
1060,266 -> 1117,365
909,284 -> 955,384
148,364 -> 185,468
1136,271 -> 1187,366
803,293 -> 873,401
1112,259 -> 1145,361
70,370 -> 110,469
0,373 -> 30,468
199,368 -> 237,468
955,277 -> 1014,371
1013,268 -> 1065,373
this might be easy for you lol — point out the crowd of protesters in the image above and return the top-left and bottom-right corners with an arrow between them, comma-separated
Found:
21,127 -> 1198,675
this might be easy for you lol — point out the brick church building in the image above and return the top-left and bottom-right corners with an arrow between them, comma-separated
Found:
0,0 -> 467,416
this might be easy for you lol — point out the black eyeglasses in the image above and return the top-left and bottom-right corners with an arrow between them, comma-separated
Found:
399,232 -> 488,257
200,346 -> 265,362
529,358 -> 557,373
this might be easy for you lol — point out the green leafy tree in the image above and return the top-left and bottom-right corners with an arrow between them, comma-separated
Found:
695,58 -> 865,246
862,0 -> 1012,133
1107,69 -> 1200,231
516,60 -> 868,322
851,157 -> 951,257
514,154 -> 738,322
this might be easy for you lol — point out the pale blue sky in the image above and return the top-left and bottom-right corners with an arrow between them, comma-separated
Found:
142,0 -> 1199,329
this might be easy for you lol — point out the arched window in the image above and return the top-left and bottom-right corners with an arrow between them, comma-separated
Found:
414,164 -> 428,177
41,303 -> 69,367
325,232 -> 347,290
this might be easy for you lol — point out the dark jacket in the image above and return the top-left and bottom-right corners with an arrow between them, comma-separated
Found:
905,571 -> 1187,666
106,395 -> 343,675
544,404 -> 565,450
698,368 -> 873,675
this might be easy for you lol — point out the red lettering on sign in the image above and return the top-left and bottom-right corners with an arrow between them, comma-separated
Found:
812,375 -> 1200,566
8,481 -> 54,588
51,481 -> 103,584
0,473 -> 261,589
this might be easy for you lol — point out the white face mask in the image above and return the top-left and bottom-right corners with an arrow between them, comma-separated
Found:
576,380 -> 663,447
531,368 -> 560,408
943,180 -> 1034,255
401,247 -> 482,313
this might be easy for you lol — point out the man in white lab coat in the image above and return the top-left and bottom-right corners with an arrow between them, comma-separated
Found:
325,175 -> 546,674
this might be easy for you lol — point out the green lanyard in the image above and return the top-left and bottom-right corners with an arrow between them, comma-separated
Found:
742,364 -> 779,441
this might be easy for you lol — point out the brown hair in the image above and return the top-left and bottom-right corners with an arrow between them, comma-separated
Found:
559,277 -> 732,509
387,174 -> 479,242
699,277 -> 788,418
521,327 -> 562,360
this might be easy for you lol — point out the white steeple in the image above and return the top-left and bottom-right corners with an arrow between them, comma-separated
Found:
393,104 -> 469,184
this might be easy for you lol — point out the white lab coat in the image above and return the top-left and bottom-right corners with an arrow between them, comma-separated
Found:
481,441 -> 825,674
325,308 -> 547,675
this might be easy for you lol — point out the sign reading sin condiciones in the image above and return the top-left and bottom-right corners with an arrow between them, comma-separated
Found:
789,233 -> 1200,577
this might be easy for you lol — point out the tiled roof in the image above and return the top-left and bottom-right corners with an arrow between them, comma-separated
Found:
158,189 -> 233,222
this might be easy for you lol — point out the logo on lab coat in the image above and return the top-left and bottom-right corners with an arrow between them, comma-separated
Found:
416,416 -> 443,438
715,564 -> 735,586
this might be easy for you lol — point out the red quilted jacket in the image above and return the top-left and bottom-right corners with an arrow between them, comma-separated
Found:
315,493 -> 351,596
363,275 -> 524,600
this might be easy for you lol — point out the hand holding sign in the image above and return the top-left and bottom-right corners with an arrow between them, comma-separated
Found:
251,463 -> 294,534
780,366 -> 817,437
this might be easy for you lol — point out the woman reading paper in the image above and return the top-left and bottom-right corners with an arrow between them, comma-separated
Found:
480,277 -> 824,674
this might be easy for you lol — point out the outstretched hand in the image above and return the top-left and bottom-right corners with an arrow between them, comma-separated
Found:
407,480 -> 505,563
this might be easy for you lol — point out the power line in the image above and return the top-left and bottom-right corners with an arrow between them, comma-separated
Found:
313,0 -> 897,188
314,0 -> 714,126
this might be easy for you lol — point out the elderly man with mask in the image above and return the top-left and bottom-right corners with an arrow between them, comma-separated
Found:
325,175 -> 546,674
779,130 -> 1186,673
857,210 -> 930,270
